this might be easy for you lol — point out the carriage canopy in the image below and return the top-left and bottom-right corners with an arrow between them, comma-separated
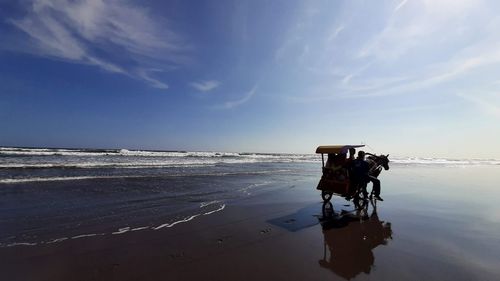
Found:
315,145 -> 365,154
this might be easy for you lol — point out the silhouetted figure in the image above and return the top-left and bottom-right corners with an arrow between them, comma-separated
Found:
344,148 -> 357,198
350,151 -> 383,201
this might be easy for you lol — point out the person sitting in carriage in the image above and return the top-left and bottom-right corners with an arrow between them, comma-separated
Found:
348,151 -> 383,201
324,153 -> 348,181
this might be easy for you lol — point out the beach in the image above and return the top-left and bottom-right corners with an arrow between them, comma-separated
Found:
1,148 -> 500,280
4,0 -> 500,280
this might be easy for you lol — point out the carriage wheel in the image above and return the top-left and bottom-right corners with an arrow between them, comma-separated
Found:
321,191 -> 333,202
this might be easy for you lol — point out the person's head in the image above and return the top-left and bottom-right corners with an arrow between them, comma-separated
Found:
357,151 -> 365,160
348,148 -> 356,159
334,153 -> 346,165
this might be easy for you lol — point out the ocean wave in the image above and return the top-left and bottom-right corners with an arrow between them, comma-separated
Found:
0,147 -> 315,160
0,160 -> 301,170
390,157 -> 500,166
0,169 -> 294,184
0,162 -> 217,169
0,147 -> 246,157
0,176 -> 131,184
1,147 -> 499,167
0,147 -> 119,156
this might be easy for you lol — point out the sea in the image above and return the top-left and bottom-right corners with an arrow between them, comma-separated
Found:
1,146 -> 499,248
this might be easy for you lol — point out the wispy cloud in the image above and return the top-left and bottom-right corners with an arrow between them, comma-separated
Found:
220,85 -> 258,109
457,92 -> 500,118
190,80 -> 220,92
357,0 -> 481,61
274,3 -> 319,62
327,24 -> 345,42
8,0 -> 188,89
394,0 -> 409,12
288,42 -> 500,102
285,0 -> 500,103
347,43 -> 500,98
137,69 -> 169,90
341,74 -> 354,85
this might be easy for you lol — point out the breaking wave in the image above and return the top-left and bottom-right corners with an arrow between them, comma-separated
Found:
1,147 -> 499,170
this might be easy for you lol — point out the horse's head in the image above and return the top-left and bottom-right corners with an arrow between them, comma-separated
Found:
379,154 -> 390,170
366,153 -> 390,175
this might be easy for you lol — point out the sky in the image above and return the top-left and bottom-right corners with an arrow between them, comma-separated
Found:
1,0 -> 500,158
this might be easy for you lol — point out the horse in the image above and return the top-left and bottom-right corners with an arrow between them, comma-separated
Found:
352,153 -> 390,199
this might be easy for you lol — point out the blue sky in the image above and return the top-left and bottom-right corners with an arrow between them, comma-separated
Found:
1,0 -> 500,158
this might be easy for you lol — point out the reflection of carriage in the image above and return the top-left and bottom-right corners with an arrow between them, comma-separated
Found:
318,199 -> 392,279
316,145 -> 390,202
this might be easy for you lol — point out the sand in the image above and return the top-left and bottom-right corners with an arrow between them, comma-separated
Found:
2,165 -> 500,281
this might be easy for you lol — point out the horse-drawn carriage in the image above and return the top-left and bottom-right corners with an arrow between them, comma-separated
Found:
316,145 -> 389,202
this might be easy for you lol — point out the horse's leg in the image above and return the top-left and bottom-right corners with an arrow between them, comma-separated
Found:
354,183 -> 361,199
369,181 -> 374,198
367,176 -> 381,199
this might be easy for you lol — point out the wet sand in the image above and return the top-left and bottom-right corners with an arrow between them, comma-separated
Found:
2,165 -> 500,281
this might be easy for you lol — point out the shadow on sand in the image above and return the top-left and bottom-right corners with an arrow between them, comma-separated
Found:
267,203 -> 322,232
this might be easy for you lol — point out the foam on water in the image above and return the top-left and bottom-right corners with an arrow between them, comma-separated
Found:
0,162 -> 216,169
0,170 -> 294,184
202,204 -> 226,215
0,175 -> 129,184
1,147 -> 499,167
153,215 -> 200,230
0,147 -> 302,159
71,233 -> 105,239
0,201 -> 227,248
1,146 -> 498,186
390,157 -> 500,166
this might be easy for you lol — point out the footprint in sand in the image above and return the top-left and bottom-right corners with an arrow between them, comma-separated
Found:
169,252 -> 185,259
216,235 -> 232,244
260,228 -> 272,234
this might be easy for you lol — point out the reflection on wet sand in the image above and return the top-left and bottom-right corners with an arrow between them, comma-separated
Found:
319,199 -> 392,280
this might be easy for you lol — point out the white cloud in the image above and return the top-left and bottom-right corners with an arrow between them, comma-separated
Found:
190,80 -> 220,92
221,85 -> 258,109
9,0 -> 188,89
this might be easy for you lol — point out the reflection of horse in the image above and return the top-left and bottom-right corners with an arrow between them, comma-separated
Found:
318,199 -> 392,280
